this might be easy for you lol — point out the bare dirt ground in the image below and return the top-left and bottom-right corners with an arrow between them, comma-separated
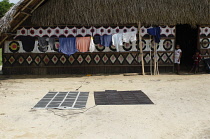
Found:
0,73 -> 210,139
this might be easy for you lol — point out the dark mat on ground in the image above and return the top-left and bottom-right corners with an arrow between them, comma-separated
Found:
94,90 -> 154,105
33,91 -> 89,109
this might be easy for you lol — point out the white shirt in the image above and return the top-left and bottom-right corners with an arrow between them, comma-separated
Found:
112,33 -> 123,52
175,49 -> 182,58
174,49 -> 182,64
89,37 -> 95,52
122,32 -> 137,43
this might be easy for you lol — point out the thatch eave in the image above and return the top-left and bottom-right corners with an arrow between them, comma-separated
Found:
0,0 -> 26,34
0,0 -> 209,35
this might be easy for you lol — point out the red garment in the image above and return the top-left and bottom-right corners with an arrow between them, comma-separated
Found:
193,54 -> 201,65
76,37 -> 91,52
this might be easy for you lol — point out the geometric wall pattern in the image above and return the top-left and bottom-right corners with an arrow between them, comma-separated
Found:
200,27 -> 210,37
3,26 -> 175,74
4,38 -> 175,53
16,26 -> 176,38
199,26 -> 210,57
3,52 -> 174,67
5,26 -> 176,55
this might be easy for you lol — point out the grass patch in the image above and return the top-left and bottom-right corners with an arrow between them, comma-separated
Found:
0,48 -> 2,66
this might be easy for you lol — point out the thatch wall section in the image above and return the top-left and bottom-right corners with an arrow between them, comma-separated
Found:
31,0 -> 210,26
0,0 -> 210,34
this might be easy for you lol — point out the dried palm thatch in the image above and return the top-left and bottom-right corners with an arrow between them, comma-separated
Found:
0,0 -> 210,34
0,0 -> 25,33
31,0 -> 210,26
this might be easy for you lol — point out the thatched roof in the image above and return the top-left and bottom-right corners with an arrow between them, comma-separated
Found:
31,0 -> 210,26
0,0 -> 25,33
0,0 -> 210,35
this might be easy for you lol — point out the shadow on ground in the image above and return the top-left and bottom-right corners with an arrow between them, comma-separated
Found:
0,71 -> 209,81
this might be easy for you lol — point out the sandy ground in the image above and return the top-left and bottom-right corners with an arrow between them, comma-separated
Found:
0,73 -> 210,139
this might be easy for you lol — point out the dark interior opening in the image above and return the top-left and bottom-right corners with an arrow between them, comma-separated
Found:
176,24 -> 199,70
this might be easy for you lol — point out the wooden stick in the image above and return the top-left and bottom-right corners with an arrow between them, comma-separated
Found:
149,35 -> 152,75
154,41 -> 157,75
13,0 -> 34,19
0,0 -> 45,46
12,0 -> 45,32
156,43 -> 159,75
20,11 -> 32,16
138,22 -> 145,75
0,35 -> 8,46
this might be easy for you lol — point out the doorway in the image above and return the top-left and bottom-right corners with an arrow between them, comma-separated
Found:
176,24 -> 199,70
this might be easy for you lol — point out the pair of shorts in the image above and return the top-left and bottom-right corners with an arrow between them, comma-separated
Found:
174,58 -> 180,64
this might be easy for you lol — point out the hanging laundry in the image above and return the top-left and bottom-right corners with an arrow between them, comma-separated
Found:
48,38 -> 55,50
38,37 -> 56,52
38,45 -> 48,52
38,37 -> 48,52
38,37 -> 48,46
59,37 -> 77,56
147,27 -> 161,43
93,36 -> 101,44
112,33 -> 123,52
100,35 -> 112,47
123,32 -> 137,43
53,39 -> 60,52
76,37 -> 91,52
89,37 -> 95,52
16,36 -> 35,52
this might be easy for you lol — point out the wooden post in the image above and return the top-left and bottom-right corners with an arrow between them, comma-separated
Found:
12,0 -> 45,32
138,22 -> 145,75
149,35 -> 152,75
0,35 -> 8,46
154,42 -> 156,75
154,42 -> 159,75
156,42 -> 159,75
13,0 -> 34,19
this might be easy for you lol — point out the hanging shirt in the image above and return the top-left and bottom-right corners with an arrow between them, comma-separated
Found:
59,37 -> 77,56
147,27 -> 161,43
112,33 -> 123,52
93,36 -> 101,44
174,49 -> 182,64
38,37 -> 48,46
76,37 -> 91,52
100,35 -> 112,47
38,44 -> 48,53
38,37 -> 56,52
89,37 -> 95,52
123,32 -> 137,43
17,36 -> 35,52
38,37 -> 48,52
48,38 -> 55,50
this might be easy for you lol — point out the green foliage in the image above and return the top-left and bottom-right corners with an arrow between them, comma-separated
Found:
0,0 -> 14,18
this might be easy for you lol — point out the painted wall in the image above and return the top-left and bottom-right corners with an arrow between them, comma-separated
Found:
3,26 -> 175,75
199,26 -> 210,58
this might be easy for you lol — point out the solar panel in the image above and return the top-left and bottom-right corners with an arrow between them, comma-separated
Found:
33,92 -> 89,109
94,90 -> 153,105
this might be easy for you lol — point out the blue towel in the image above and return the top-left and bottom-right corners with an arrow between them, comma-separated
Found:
100,35 -> 112,47
59,37 -> 77,56
147,27 -> 161,43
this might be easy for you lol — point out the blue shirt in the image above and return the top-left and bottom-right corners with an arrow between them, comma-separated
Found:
59,37 -> 77,56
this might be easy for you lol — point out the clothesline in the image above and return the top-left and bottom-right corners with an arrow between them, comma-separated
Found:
14,26 -> 162,65
59,32 -> 137,56
15,32 -> 138,56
